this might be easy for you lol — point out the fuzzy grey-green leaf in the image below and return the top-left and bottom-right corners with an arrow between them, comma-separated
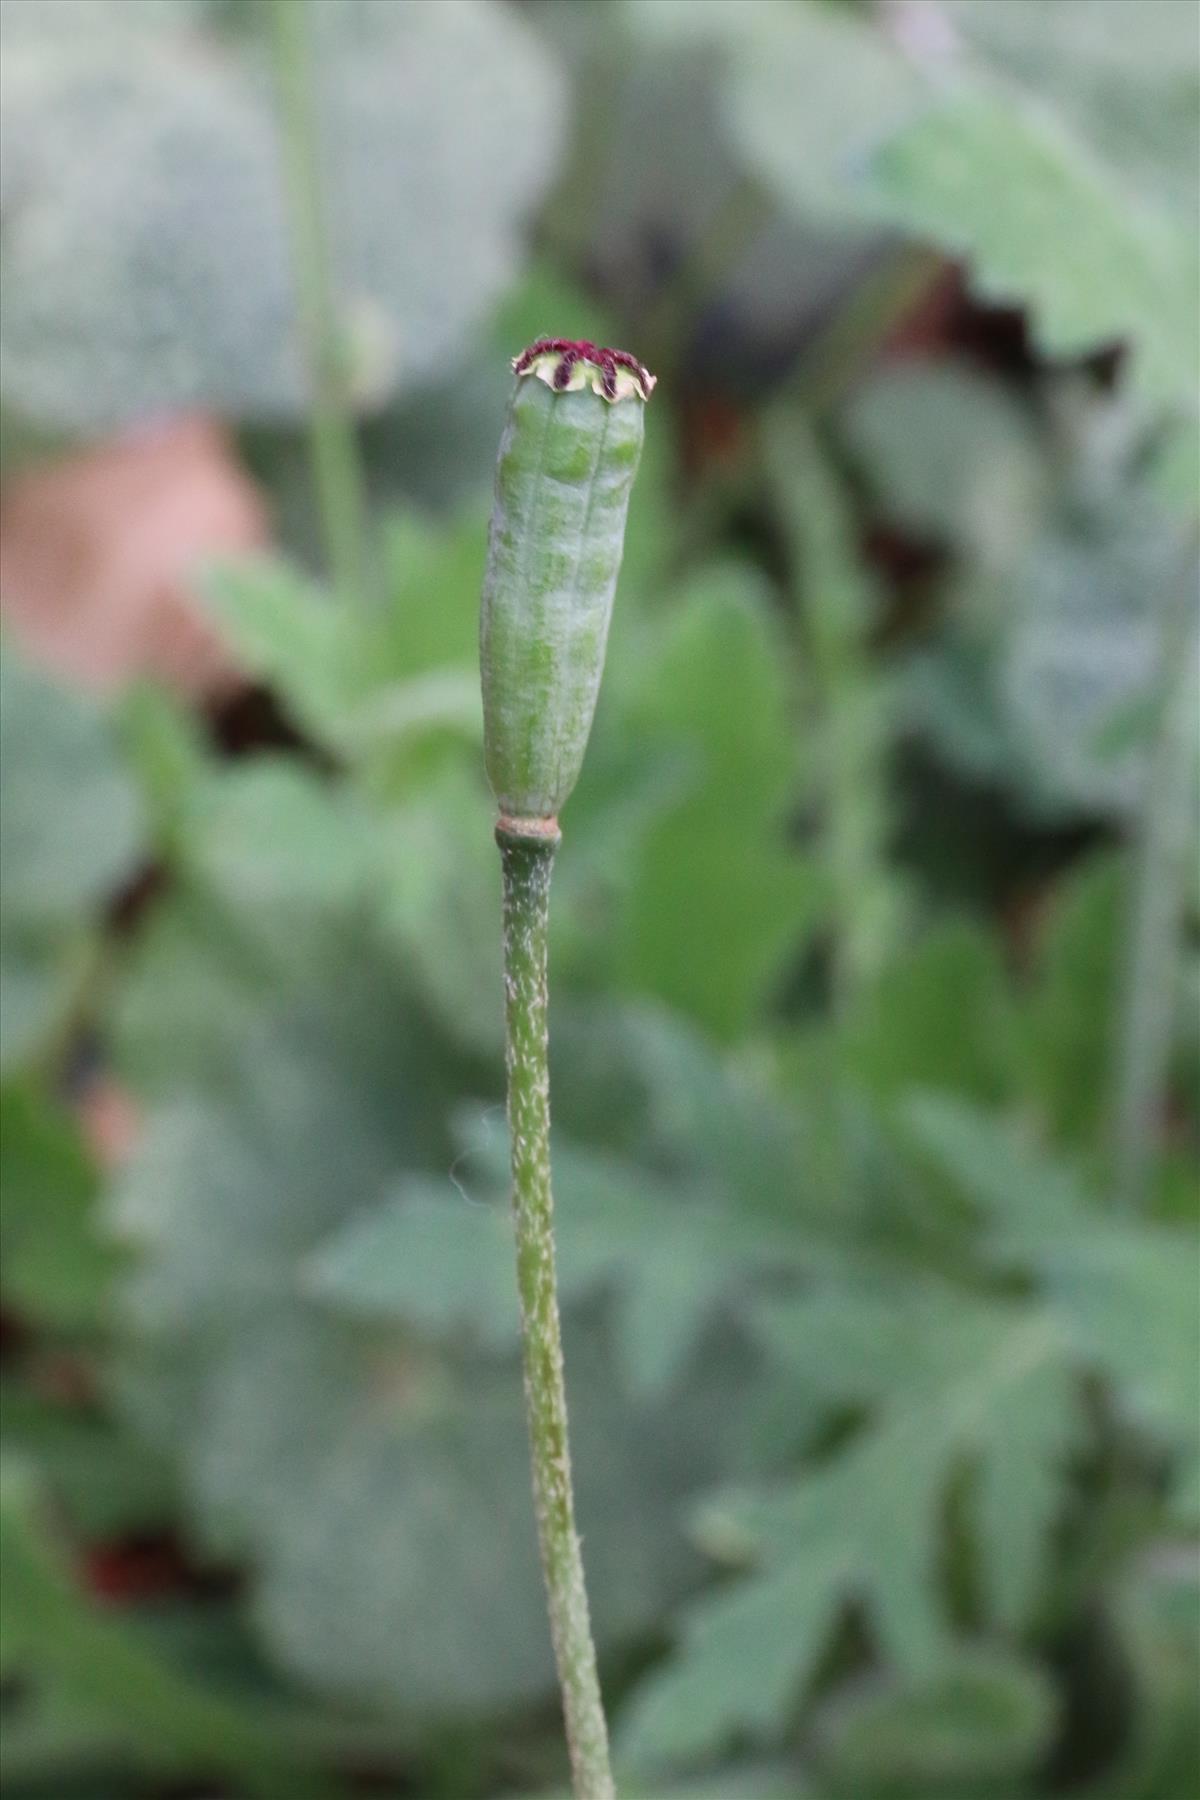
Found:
480,353 -> 649,823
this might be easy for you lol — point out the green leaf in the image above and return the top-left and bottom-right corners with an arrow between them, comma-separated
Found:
1107,1544 -> 1200,1798
839,921 -> 1019,1104
306,1183 -> 518,1350
811,1649 -> 1058,1799
184,758 -> 377,916
620,1547 -> 843,1775
900,1096 -> 1199,1492
116,684 -> 211,857
619,824 -> 821,1040
0,1462 -> 325,1798
375,767 -> 503,1055
0,1087 -> 117,1331
378,509 -> 487,679
204,545 -> 483,771
203,560 -> 361,748
0,646 -> 144,1072
841,361 -> 1042,548
310,1115 -> 812,1401
613,567 -> 821,1037
623,1284 -> 1077,1771
108,954 -> 754,1713
1021,854 -> 1125,1145
1035,1225 -> 1200,1479
942,0 -> 1200,220
723,3 -> 923,232
899,452 -> 1188,823
0,649 -> 143,922
0,1381 -> 172,1539
112,888 -> 296,1101
622,565 -> 798,822
869,93 -> 1197,412
899,1092 -> 1090,1242
617,1007 -> 812,1232
755,1282 -> 1078,1636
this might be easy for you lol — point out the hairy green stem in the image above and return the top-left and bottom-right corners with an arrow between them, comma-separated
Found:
1111,553 -> 1200,1210
269,0 -> 369,608
497,824 -> 614,1800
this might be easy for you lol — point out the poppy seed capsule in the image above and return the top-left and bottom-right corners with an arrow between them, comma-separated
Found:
480,339 -> 654,827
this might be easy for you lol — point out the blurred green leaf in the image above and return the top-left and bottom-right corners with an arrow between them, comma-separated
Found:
377,509 -> 486,677
869,93 -> 1197,412
1034,1226 -> 1200,1493
375,766 -> 502,1055
905,1096 -> 1199,1493
1021,854 -> 1125,1146
840,361 -> 1042,550
205,531 -> 484,776
943,0 -> 1200,219
305,1183 -> 518,1349
0,1382 -> 172,1540
0,1462 -> 326,1799
0,647 -> 144,1072
613,566 -> 821,1037
115,684 -> 211,858
622,1284 -> 1076,1772
309,1117 -> 812,1401
723,2 -> 922,232
0,650 -> 143,922
0,0 -> 564,432
108,946 -> 760,1713
899,1092 -> 1090,1240
203,559 -> 363,747
1104,1545 -> 1200,1798
846,348 -> 1195,843
839,921 -> 1019,1104
811,1649 -> 1057,1800
0,1086 -> 117,1331
184,758 -> 376,915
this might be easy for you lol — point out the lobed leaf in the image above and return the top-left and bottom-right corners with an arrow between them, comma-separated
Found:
623,1282 -> 1078,1772
868,93 -> 1197,413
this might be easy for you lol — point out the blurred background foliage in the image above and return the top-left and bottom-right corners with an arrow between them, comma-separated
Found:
0,1 -> 1197,1797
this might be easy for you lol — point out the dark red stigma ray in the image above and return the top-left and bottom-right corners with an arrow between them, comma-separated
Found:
513,338 -> 654,397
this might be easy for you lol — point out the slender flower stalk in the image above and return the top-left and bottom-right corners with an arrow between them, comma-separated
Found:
481,339 -> 654,1799
498,818 -> 610,1798
268,0 -> 369,609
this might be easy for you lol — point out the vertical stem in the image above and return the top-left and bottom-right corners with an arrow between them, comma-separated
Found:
269,0 -> 369,608
765,410 -> 896,1012
497,823 -> 614,1800
1111,556 -> 1200,1211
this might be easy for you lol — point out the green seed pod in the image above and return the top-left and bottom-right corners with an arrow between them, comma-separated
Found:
480,338 -> 655,827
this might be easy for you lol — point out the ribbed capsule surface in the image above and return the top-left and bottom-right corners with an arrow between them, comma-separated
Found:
480,345 -> 651,822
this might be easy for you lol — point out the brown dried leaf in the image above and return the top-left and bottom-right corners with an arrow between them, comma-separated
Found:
0,418 -> 267,700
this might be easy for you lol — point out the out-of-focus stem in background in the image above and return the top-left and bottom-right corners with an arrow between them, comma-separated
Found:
767,411 -> 899,1014
269,0 -> 370,609
1111,545 -> 1200,1211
